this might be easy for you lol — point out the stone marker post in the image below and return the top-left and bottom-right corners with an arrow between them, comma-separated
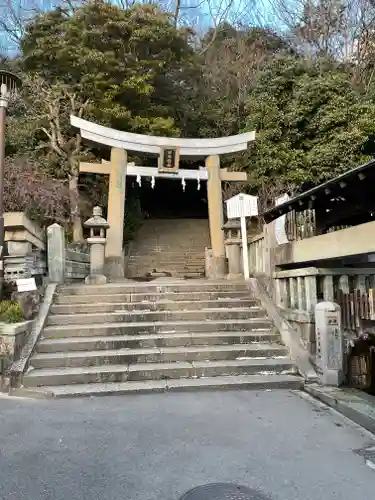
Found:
84,206 -> 109,285
315,301 -> 345,386
47,223 -> 66,284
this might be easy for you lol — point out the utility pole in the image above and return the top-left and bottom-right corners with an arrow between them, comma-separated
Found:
0,70 -> 22,298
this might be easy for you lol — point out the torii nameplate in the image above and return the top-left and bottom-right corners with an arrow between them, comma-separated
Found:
158,146 -> 180,173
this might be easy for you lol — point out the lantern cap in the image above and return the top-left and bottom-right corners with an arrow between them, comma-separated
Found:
84,206 -> 109,229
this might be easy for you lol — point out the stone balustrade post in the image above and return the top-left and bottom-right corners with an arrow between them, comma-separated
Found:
322,275 -> 334,301
84,206 -> 109,285
275,278 -> 288,309
305,276 -> 318,313
47,223 -> 66,283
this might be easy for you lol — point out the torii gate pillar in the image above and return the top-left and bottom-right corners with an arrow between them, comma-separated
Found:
105,147 -> 127,278
206,155 -> 226,279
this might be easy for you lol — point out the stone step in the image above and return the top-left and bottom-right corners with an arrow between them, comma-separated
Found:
31,343 -> 289,369
128,274 -> 206,280
46,307 -> 266,326
43,318 -> 273,338
127,265 -> 205,271
59,281 -> 249,296
127,258 -> 204,264
128,261 -> 204,267
128,258 -> 204,262
126,269 -> 205,275
15,374 -> 303,398
54,290 -> 250,305
128,257 -> 205,263
127,271 -> 205,278
129,242 -> 206,247
136,218 -> 208,224
131,233 -> 207,237
137,228 -> 208,232
37,331 -> 280,353
128,249 -> 206,255
23,357 -> 294,386
130,233 -> 208,239
51,298 -> 259,315
128,254 -> 205,259
126,266 -> 205,273
130,248 -> 206,252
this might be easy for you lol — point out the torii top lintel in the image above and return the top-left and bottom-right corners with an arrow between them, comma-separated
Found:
70,115 -> 255,157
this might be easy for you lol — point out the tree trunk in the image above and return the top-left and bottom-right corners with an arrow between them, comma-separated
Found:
69,173 -> 84,243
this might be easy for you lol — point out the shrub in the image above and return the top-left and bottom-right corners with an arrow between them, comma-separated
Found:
0,301 -> 24,323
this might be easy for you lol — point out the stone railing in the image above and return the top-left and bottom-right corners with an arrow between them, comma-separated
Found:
47,223 -> 89,283
4,212 -> 46,284
274,219 -> 375,266
248,232 -> 265,275
273,267 -> 375,360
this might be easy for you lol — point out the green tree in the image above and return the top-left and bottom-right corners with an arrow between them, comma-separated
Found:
189,25 -> 291,140
14,0 -> 194,240
242,55 -> 375,209
21,1 -> 194,134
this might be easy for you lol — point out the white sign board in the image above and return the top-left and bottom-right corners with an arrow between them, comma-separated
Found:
225,193 -> 258,220
16,277 -> 37,292
274,194 -> 290,245
225,193 -> 258,280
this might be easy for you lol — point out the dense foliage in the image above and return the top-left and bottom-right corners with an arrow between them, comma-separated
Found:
3,0 -> 375,235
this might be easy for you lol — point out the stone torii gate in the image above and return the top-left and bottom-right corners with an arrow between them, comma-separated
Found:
71,115 -> 255,279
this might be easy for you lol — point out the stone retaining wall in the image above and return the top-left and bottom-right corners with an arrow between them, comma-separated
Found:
3,212 -> 47,284
65,248 -> 90,282
0,320 -> 33,390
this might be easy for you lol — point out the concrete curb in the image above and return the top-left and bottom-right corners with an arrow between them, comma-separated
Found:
9,283 -> 57,389
305,384 -> 375,435
247,278 -> 318,382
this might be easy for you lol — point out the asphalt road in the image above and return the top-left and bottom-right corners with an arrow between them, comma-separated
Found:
1,389 -> 375,500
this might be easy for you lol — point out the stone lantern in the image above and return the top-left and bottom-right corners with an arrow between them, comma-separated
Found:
223,219 -> 242,280
84,206 -> 109,285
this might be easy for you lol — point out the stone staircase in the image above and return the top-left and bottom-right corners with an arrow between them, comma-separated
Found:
20,280 -> 302,397
126,219 -> 210,278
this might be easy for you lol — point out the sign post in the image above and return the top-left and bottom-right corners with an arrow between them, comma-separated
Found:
274,193 -> 290,245
240,215 -> 249,279
225,193 -> 258,280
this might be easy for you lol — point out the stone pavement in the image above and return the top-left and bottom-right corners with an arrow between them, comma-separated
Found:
305,384 -> 375,435
1,390 -> 375,500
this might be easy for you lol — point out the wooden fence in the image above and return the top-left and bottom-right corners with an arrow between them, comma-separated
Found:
286,209 -> 316,241
337,289 -> 375,332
